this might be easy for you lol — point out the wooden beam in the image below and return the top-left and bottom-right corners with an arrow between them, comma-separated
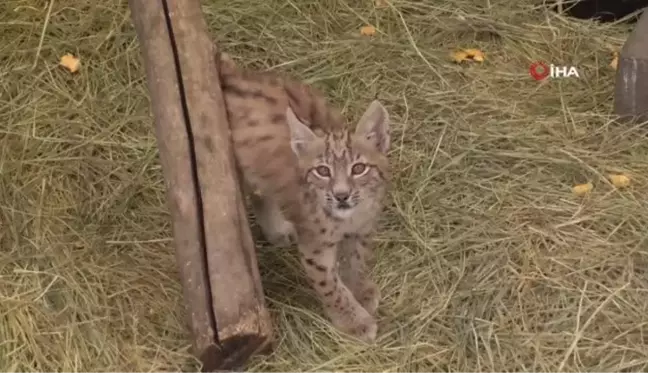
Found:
128,0 -> 273,370
614,8 -> 648,122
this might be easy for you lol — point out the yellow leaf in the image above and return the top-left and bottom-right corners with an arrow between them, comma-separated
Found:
360,25 -> 376,36
609,174 -> 630,188
572,182 -> 593,196
464,48 -> 485,62
59,53 -> 80,73
375,0 -> 388,8
451,50 -> 468,63
451,48 -> 485,63
609,51 -> 619,70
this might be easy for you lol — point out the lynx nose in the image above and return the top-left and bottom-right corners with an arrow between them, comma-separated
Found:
334,191 -> 350,202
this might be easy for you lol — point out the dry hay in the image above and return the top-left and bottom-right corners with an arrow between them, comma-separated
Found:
1,0 -> 648,371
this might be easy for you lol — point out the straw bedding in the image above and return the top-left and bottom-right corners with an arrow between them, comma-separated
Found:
1,0 -> 647,371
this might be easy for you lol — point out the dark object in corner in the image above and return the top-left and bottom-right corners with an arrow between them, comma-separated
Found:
549,0 -> 648,23
614,8 -> 648,122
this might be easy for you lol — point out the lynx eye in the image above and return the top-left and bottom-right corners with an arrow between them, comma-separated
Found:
351,163 -> 367,176
314,165 -> 331,178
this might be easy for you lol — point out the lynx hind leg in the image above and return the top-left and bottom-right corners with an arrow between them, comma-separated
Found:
249,193 -> 296,247
299,238 -> 377,343
339,236 -> 380,316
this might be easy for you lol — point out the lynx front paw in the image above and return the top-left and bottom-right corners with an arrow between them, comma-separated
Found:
339,264 -> 381,316
329,305 -> 378,343
358,282 -> 380,316
262,218 -> 297,247
251,196 -> 297,247
348,314 -> 378,343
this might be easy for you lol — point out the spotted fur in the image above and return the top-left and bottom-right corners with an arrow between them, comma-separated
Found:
217,51 -> 390,343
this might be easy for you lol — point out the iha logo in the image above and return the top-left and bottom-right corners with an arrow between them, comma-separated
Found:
529,61 -> 580,81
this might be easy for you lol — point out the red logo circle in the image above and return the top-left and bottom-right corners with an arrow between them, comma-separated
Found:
529,61 -> 550,81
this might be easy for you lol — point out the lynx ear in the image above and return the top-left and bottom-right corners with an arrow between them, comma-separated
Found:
286,106 -> 316,156
354,100 -> 390,154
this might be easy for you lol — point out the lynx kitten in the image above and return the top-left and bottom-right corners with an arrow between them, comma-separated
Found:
217,52 -> 390,343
